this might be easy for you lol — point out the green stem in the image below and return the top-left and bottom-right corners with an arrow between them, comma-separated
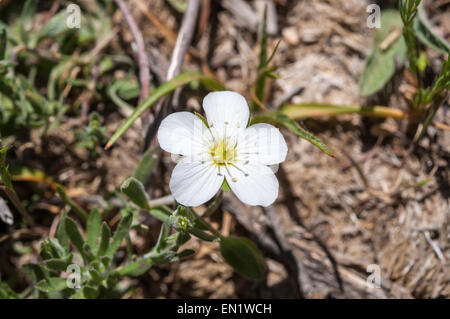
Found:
147,206 -> 172,224
56,185 -> 88,223
190,208 -> 223,239
202,190 -> 224,218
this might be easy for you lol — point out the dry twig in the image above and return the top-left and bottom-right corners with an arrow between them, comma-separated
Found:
114,0 -> 151,104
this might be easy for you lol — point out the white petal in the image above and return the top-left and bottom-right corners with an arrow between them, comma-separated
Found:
225,163 -> 279,207
202,91 -> 250,138
169,160 -> 224,207
158,112 -> 210,159
237,123 -> 288,165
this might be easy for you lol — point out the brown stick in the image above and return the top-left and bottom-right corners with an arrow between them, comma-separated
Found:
146,0 -> 201,150
166,0 -> 201,80
114,0 -> 151,104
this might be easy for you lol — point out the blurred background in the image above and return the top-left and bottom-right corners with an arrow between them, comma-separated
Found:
0,0 -> 448,298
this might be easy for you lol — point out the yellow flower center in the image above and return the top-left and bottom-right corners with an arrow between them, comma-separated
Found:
210,138 -> 237,166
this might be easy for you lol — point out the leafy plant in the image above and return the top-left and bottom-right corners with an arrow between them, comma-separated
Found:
120,177 -> 267,281
20,206 -> 189,299
0,146 -> 34,226
400,0 -> 449,138
5,189 -> 196,298
0,0 -> 115,137
253,2 -> 448,142
75,112 -> 107,157
359,10 -> 407,96
249,8 -> 333,156
358,1 -> 449,139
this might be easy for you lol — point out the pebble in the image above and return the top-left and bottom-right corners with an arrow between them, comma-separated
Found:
282,27 -> 300,46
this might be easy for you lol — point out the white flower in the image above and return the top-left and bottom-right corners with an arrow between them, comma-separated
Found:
157,91 -> 288,207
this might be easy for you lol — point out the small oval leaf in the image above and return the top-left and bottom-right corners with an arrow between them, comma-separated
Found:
133,147 -> 160,185
413,4 -> 449,54
220,236 -> 266,280
360,10 -> 407,96
86,208 -> 101,254
120,177 -> 150,210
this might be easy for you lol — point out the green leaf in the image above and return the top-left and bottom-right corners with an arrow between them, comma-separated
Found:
40,238 -> 65,260
375,10 -> 403,43
220,236 -> 266,280
360,40 -> 407,96
154,223 -> 170,253
97,222 -> 111,256
45,253 -> 74,271
82,286 -> 99,299
22,264 -> 50,282
88,268 -> 102,284
105,72 -> 225,148
64,218 -> 85,255
176,249 -> 195,259
70,288 -> 87,299
189,227 -> 218,242
56,185 -> 88,222
133,147 -> 160,185
107,78 -> 139,111
19,0 -> 37,46
105,214 -> 133,258
56,210 -> 69,249
118,229 -> 194,276
416,94 -> 447,141
100,256 -> 111,268
98,56 -> 114,75
413,4 -> 449,54
360,10 -> 407,96
117,258 -> 153,277
150,231 -> 191,259
265,40 -> 281,69
120,177 -> 150,210
97,222 -> 111,257
165,0 -> 187,12
424,58 -> 450,104
148,207 -> 172,224
86,208 -> 101,255
35,11 -> 73,46
0,281 -> 19,299
36,277 -> 68,293
20,0 -> 36,23
251,112 -> 334,157
82,242 -> 96,263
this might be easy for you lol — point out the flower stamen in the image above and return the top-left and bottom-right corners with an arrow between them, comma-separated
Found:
224,163 -> 237,182
230,163 -> 249,177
